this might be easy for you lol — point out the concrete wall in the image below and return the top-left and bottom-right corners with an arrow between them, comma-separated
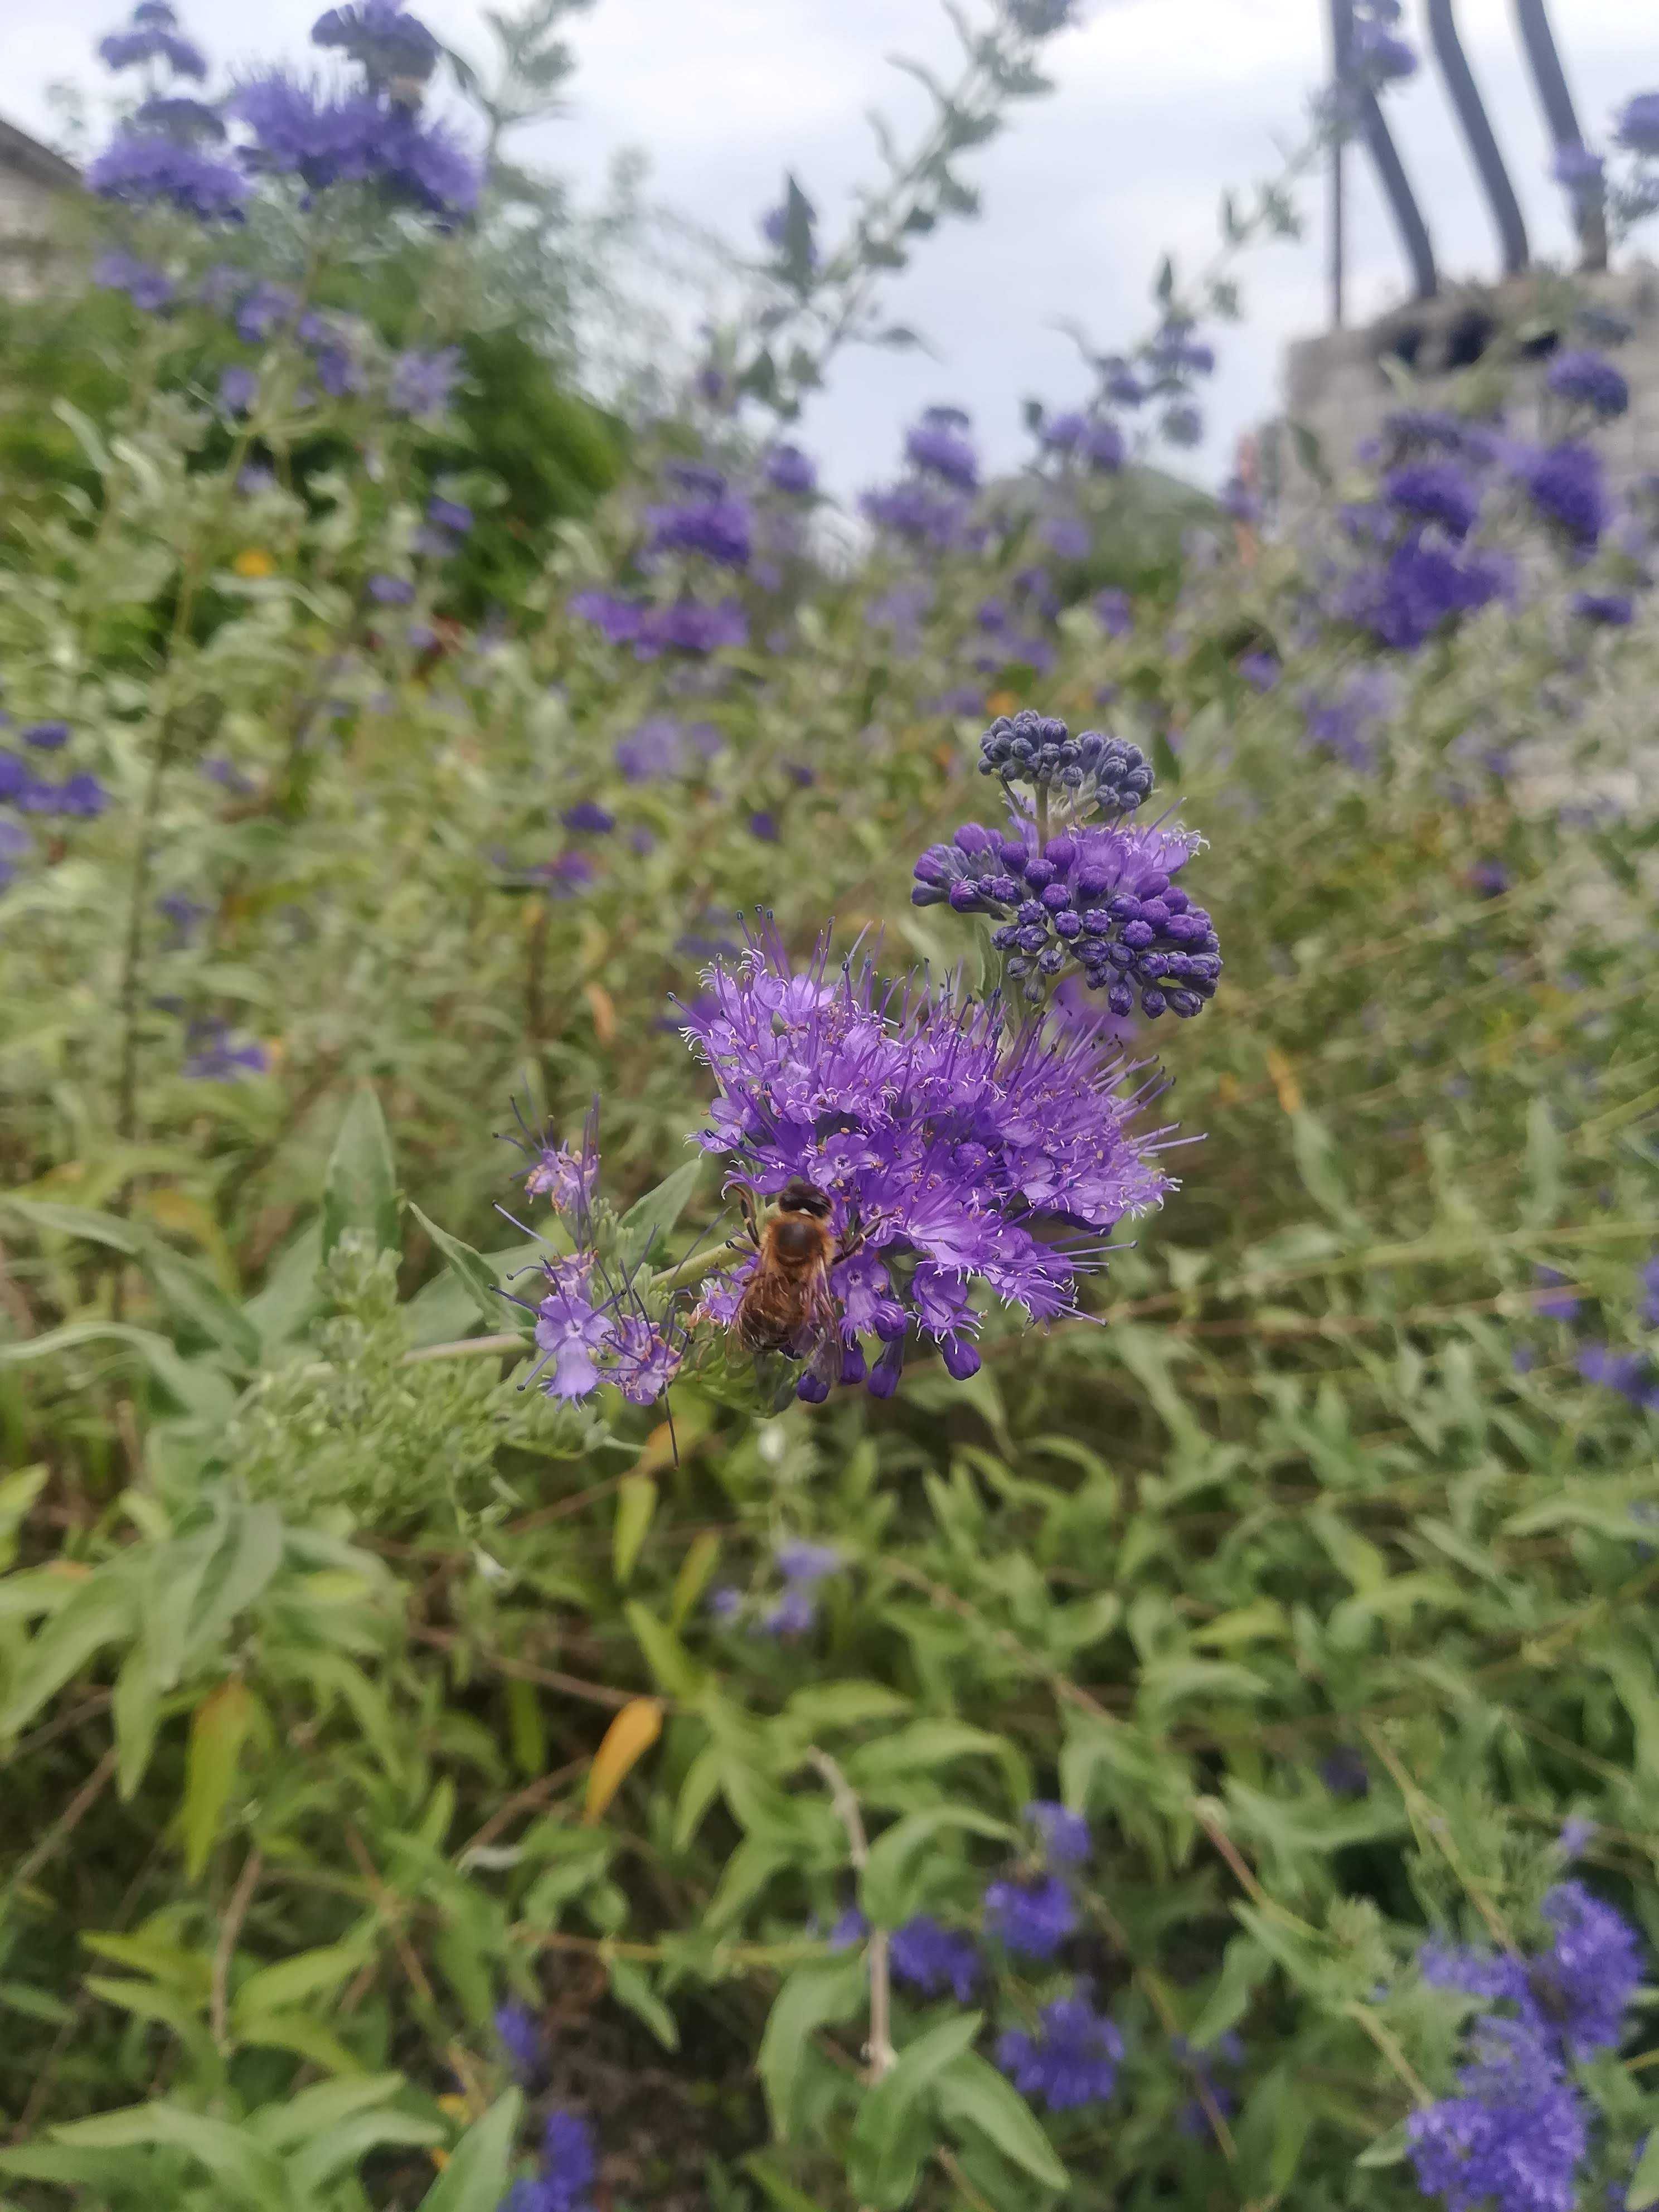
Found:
0,120 -> 78,302
1264,264 -> 1659,512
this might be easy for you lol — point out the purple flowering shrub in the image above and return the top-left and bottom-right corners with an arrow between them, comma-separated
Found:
8,6 -> 1659,2209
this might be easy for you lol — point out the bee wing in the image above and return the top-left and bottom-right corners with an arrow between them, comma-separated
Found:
798,1265 -> 846,1394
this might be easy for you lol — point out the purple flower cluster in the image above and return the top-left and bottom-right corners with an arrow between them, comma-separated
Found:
764,444 -> 817,497
1521,443 -> 1608,549
1578,1343 -> 1659,1413
1546,350 -> 1629,420
1174,2031 -> 1245,2138
89,130 -> 249,221
761,1540 -> 840,1636
1382,461 -> 1482,541
93,251 -> 176,313
494,2000 -> 544,2084
0,736 -> 109,825
230,71 -> 479,220
1025,1801 -> 1090,1865
913,815 -> 1220,1020
569,590 -> 747,658
389,346 -> 461,418
1572,590 -> 1634,627
1040,411 -> 1124,473
1408,2019 -> 1588,2212
1617,93 -> 1659,157
890,1915 -> 981,2002
99,2 -> 207,79
1420,1880 -> 1643,2065
861,482 -> 972,553
526,1253 -> 683,1405
681,925 -> 1177,1394
983,1871 -> 1076,1959
977,709 -> 1154,808
1301,668 -> 1396,770
312,0 -> 440,89
997,1986 -> 1123,2111
905,406 -> 980,493
182,1018 -> 268,1081
503,2112 -> 598,2212
644,486 -> 754,569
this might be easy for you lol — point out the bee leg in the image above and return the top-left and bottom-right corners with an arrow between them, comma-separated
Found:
735,1186 -> 763,1251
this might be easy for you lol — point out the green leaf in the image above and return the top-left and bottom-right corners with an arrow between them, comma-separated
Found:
181,1677 -> 254,1881
250,2073 -> 405,2150
624,1601 -> 705,1699
235,1939 -> 365,2023
860,1808 -> 1015,1927
669,1532 -> 720,1628
843,1720 -> 1006,1789
743,2154 -> 834,2212
846,2012 -> 983,2209
608,1958 -> 678,2049
0,1568 -> 140,1736
1627,2131 -> 1659,2211
142,1245 -> 261,1367
616,1154 -> 704,1269
935,2051 -> 1068,2192
414,2092 -> 522,2212
613,1475 -> 657,1586
758,1956 -> 867,2138
50,2103 -> 290,2211
321,1085 -> 399,1260
0,1321 -> 234,1422
0,1464 -> 47,1572
410,1205 -> 513,1330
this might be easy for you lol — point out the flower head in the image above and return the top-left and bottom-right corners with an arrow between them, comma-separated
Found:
764,443 -> 817,497
1615,92 -> 1659,158
494,2000 -> 543,2083
1521,443 -> 1607,547
890,1916 -> 980,2002
389,345 -> 461,417
88,130 -> 248,219
1408,2019 -> 1587,2212
99,3 -> 208,79
1025,1800 -> 1090,1865
977,710 -> 1154,811
680,924 -> 1178,1389
311,0 -> 440,88
905,406 -> 979,492
983,1871 -> 1075,1959
1571,590 -> 1634,627
997,1986 -> 1123,2111
644,491 -> 753,569
1382,460 -> 1481,540
1546,350 -> 1629,419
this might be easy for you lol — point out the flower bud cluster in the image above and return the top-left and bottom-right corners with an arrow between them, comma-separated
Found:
978,708 -> 1154,811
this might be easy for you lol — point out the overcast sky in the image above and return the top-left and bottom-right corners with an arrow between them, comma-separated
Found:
2,0 -> 1653,495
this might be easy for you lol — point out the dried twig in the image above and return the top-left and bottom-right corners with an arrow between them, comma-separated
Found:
808,1748 -> 893,2084
211,1847 -> 264,2051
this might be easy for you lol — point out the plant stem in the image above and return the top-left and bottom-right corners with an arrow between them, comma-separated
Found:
808,1747 -> 892,2083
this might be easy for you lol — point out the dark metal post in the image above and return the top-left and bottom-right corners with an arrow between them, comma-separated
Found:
1512,0 -> 1608,271
1426,0 -> 1529,276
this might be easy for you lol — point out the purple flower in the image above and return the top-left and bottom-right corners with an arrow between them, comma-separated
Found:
522,851 -> 595,899
1423,1881 -> 1643,2064
775,1540 -> 839,1585
88,130 -> 248,220
1302,668 -> 1396,770
976,710 -> 1154,810
1025,1801 -> 1090,1866
368,574 -> 414,605
747,810 -> 779,842
99,4 -> 208,79
761,1585 -> 817,1638
426,495 -> 472,534
1238,649 -> 1279,692
1578,1343 -> 1659,1412
1551,141 -> 1604,191
520,1138 -> 596,1214
1408,2020 -> 1587,2212
311,0 -> 441,88
645,493 -> 753,569
0,819 -> 34,886
997,1986 -> 1123,2111
1040,513 -> 1091,559
530,1259 -> 615,1401
1571,590 -> 1634,627
1558,1818 -> 1595,1862
92,251 -> 175,311
828,1906 -> 869,1950
1318,1746 -> 1370,1797
861,482 -> 971,551
1353,18 -> 1417,82
764,443 -> 817,496
230,72 -> 480,221
1382,460 -> 1481,540
916,810 -> 1219,1022
183,1019 -> 268,1080
22,721 -> 70,751
219,366 -> 258,415
389,346 -> 461,418
1639,1254 -> 1659,1330
494,2001 -> 543,2083
905,406 -> 979,492
1093,587 -> 1132,637
560,802 -> 614,835
1546,350 -> 1629,419
1468,859 -> 1509,898
1161,402 -> 1203,448
983,1872 -> 1075,1959
1521,443 -> 1607,548
890,1916 -> 979,2002
1534,1267 -> 1580,1322
539,2111 -> 598,2212
157,891 -> 207,943
680,924 -> 1179,1382
615,717 -> 690,782
1615,93 -> 1659,158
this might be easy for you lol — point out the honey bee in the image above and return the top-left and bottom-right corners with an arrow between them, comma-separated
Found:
734,1178 -> 843,1384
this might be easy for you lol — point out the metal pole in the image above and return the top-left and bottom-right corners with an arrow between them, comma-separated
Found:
1511,0 -> 1608,272
1425,0 -> 1530,277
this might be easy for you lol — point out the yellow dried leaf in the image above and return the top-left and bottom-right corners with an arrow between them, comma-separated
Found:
232,548 -> 274,578
1264,1047 -> 1303,1116
584,982 -> 617,1045
583,1697 -> 662,1826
